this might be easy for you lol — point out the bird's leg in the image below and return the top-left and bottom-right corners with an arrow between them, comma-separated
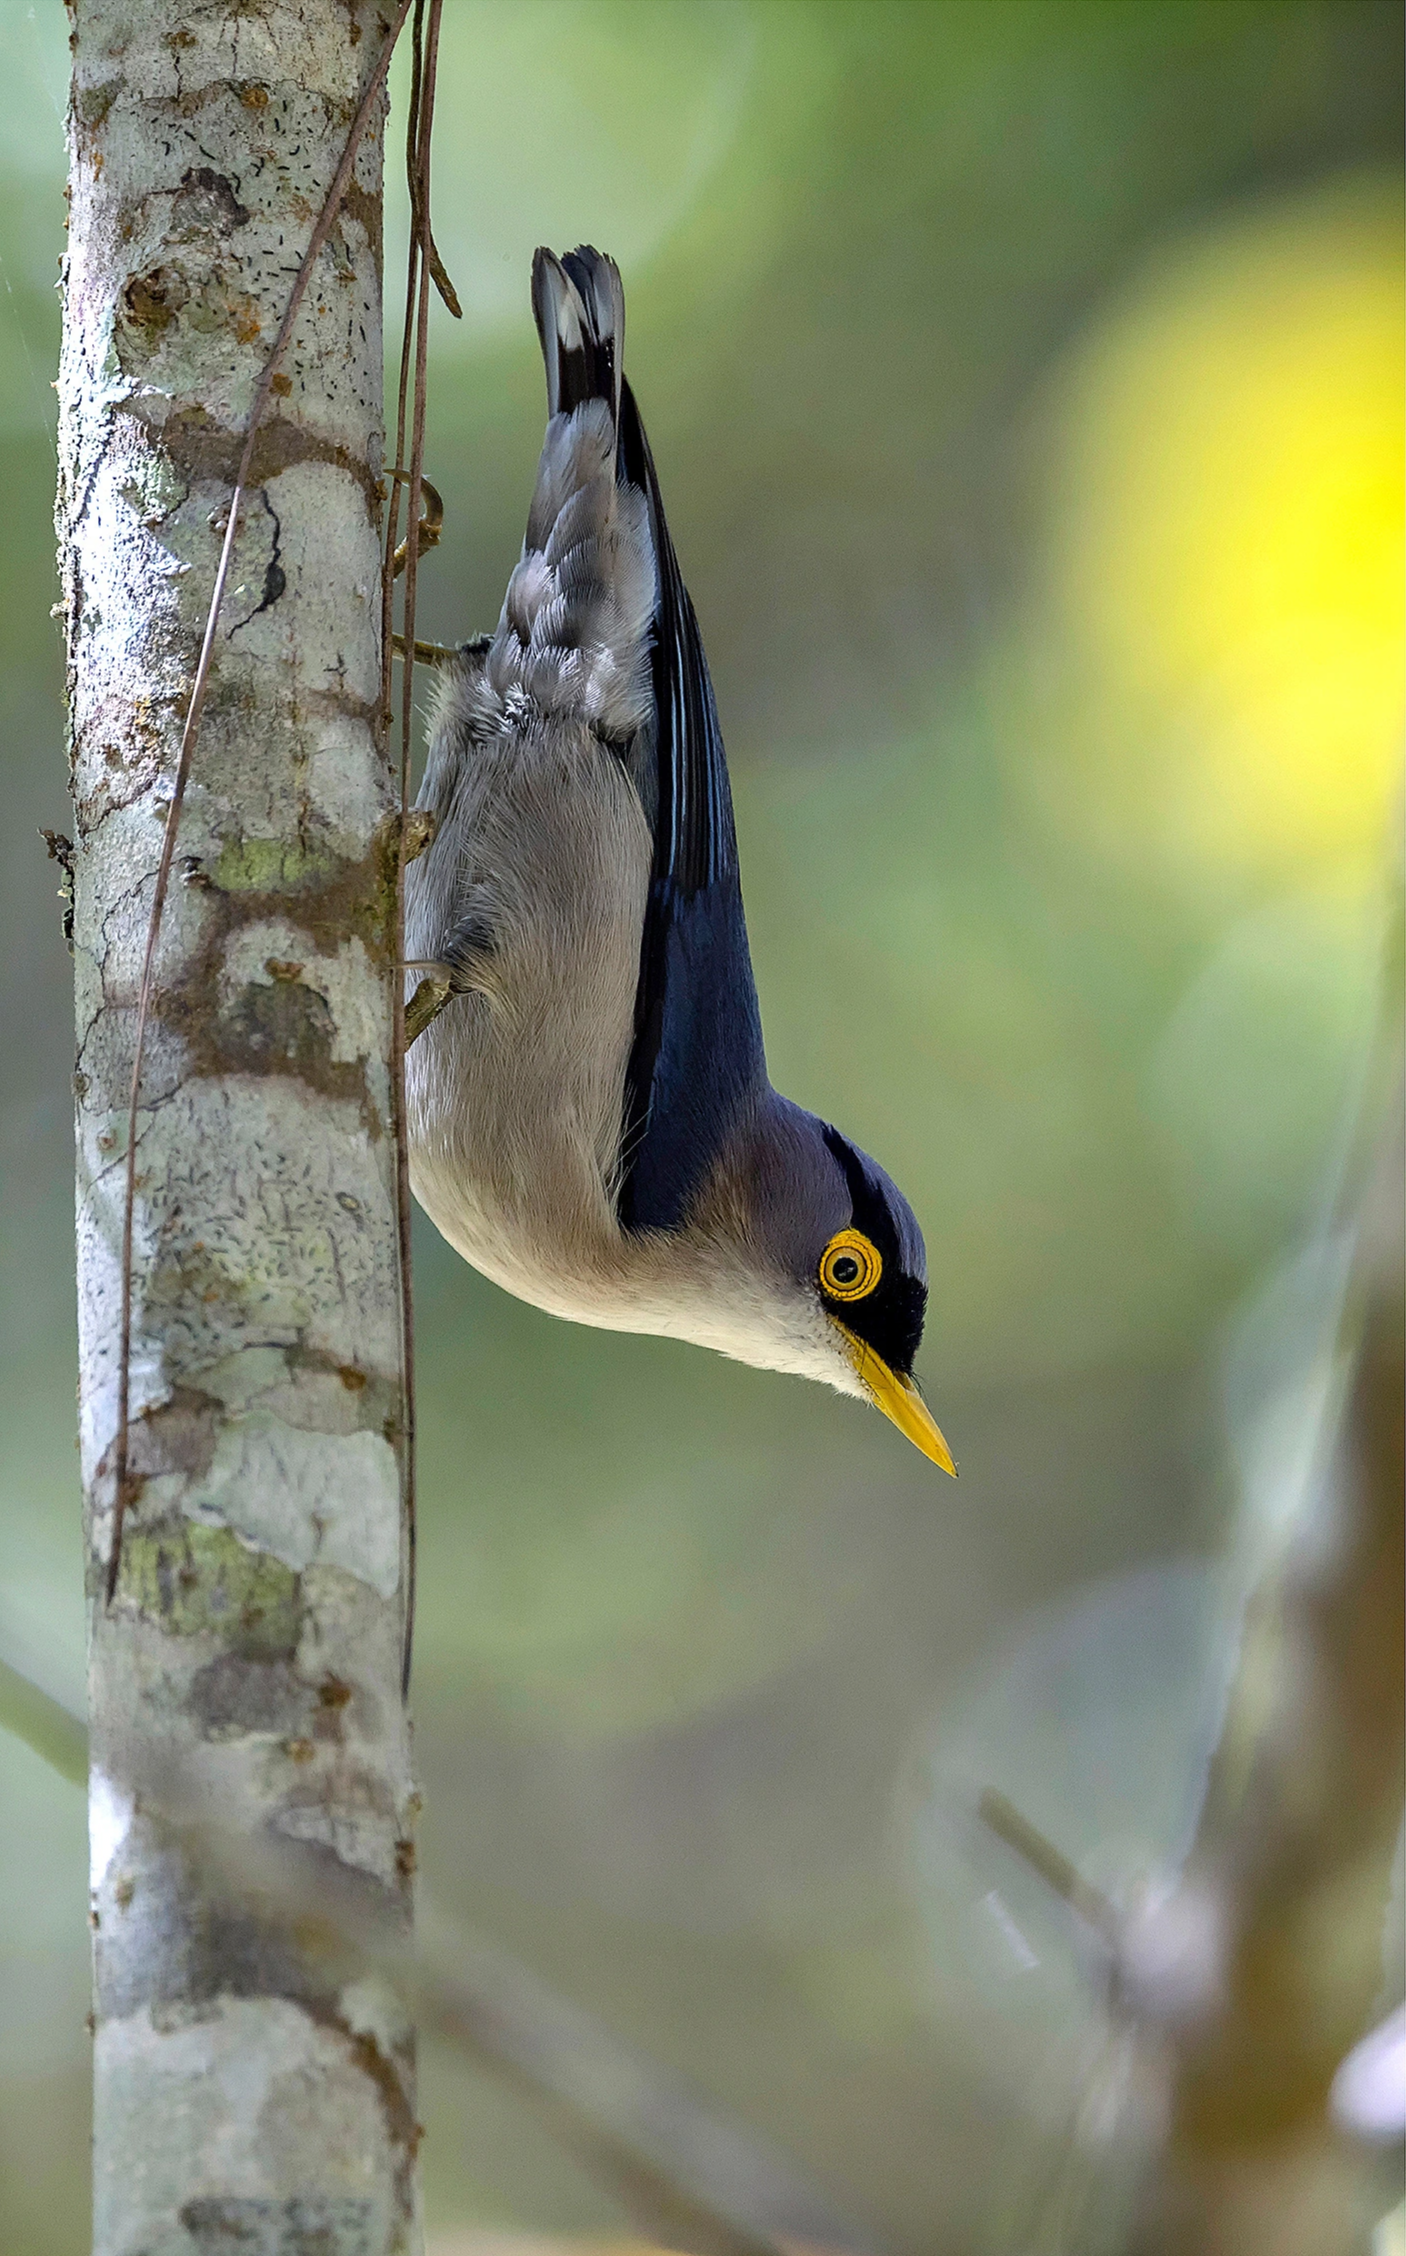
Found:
391,631 -> 461,665
397,806 -> 447,1044
403,900 -> 497,1047
440,901 -> 496,979
392,627 -> 493,667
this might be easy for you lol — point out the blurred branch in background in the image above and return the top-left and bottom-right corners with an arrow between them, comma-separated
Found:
1122,1054 -> 1404,2256
412,1909 -> 872,2256
977,929 -> 1404,2254
976,1788 -> 1121,1953
0,1660 -> 85,1790
0,1665 -> 870,2256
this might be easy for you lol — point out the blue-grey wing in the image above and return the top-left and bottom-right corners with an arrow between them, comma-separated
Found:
613,374 -> 765,1231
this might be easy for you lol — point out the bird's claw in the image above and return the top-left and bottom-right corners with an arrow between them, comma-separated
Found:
400,807 -> 438,863
404,963 -> 454,1048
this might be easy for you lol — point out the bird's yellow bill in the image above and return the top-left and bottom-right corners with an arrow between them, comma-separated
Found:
832,1323 -> 956,1474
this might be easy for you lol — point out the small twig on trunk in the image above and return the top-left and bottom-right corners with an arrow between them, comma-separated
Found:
390,474 -> 444,578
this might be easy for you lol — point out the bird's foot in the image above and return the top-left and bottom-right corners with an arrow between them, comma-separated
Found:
404,962 -> 454,1047
404,901 -> 497,1045
391,631 -> 460,665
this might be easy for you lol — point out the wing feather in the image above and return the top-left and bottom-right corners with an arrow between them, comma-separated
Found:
614,378 -> 766,1231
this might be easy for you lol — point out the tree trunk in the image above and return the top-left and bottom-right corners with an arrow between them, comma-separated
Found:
57,6 -> 419,2252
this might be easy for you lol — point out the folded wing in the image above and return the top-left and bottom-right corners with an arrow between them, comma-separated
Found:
612,372 -> 766,1233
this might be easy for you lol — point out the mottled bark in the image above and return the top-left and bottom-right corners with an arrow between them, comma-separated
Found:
57,5 -> 419,2252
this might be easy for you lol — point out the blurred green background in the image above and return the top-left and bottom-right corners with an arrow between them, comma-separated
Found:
0,2 -> 1401,2251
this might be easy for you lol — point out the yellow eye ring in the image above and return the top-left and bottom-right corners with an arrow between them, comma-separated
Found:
819,1229 -> 883,1302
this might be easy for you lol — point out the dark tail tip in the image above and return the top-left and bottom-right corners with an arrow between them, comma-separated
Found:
531,245 -> 625,421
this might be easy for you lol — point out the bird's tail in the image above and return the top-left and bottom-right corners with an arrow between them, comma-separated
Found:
485,246 -> 653,739
531,246 -> 625,426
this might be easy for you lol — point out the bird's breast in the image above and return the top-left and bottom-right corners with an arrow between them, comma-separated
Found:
405,712 -> 652,1307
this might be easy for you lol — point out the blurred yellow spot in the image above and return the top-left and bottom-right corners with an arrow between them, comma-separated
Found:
1041,177 -> 1403,881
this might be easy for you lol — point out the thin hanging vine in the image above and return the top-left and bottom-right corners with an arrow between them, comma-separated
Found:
382,0 -> 460,1689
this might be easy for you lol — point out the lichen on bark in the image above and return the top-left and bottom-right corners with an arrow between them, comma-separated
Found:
58,4 -> 419,2250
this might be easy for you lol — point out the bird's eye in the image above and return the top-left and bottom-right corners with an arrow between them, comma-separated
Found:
819,1229 -> 882,1301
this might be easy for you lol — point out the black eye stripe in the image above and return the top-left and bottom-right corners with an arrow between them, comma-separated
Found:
819,1124 -> 926,1375
860,1273 -> 928,1376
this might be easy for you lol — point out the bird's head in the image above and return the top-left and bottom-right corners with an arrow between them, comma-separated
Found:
690,1097 -> 955,1473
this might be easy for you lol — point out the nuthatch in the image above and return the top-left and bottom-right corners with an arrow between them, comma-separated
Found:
404,247 -> 954,1470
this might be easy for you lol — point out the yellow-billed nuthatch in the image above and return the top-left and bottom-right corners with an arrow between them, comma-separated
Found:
405,247 -> 954,1470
